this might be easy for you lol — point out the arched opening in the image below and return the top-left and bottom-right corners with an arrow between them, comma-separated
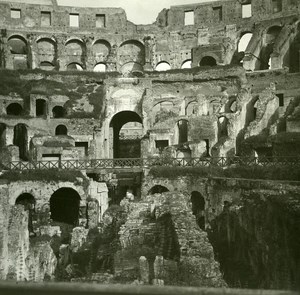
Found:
37,38 -> 56,67
52,106 -> 66,118
67,63 -> 83,71
13,124 -> 28,160
8,35 -> 27,54
181,60 -> 192,69
259,26 -> 282,70
120,62 -> 143,75
191,191 -> 205,230
6,103 -> 23,116
238,33 -> 253,53
155,61 -> 171,71
200,56 -> 217,67
218,116 -> 229,139
0,123 -> 6,147
15,193 -> 35,235
110,111 -> 143,158
229,100 -> 237,113
94,63 -> 106,72
36,99 -> 46,117
50,188 -> 81,226
148,185 -> 169,195
118,40 -> 145,66
8,35 -> 28,69
65,39 -> 84,57
186,101 -> 197,116
55,125 -> 68,135
40,61 -> 55,71
177,119 -> 189,144
92,39 -> 110,57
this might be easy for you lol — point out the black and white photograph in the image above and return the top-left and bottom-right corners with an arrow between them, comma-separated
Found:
0,0 -> 299,294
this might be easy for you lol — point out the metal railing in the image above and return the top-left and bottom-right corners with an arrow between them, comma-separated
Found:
1,156 -> 300,171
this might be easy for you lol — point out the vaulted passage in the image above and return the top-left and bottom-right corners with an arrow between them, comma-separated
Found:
110,111 -> 143,158
50,188 -> 81,226
191,191 -> 205,230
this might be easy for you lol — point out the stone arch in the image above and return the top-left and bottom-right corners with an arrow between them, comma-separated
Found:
67,62 -> 83,71
109,111 -> 143,158
65,39 -> 84,56
13,123 -> 28,160
50,187 -> 81,226
94,62 -> 106,72
199,56 -> 217,67
191,191 -> 205,230
8,35 -> 27,54
6,103 -> 23,116
37,37 -> 56,56
52,106 -> 66,118
259,26 -> 282,70
153,101 -> 174,114
92,39 -> 111,58
155,61 -> 171,71
55,124 -> 68,135
238,32 -> 253,52
148,185 -> 169,195
16,193 -> 36,235
120,62 -> 143,74
40,61 -> 55,71
118,40 -> 145,66
8,35 -> 28,69
177,119 -> 189,144
181,59 -> 192,69
186,101 -> 197,116
0,123 -> 7,148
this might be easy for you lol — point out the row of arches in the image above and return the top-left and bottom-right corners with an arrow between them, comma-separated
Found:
0,123 -> 68,160
7,35 -> 217,72
15,188 -> 81,235
155,57 -> 217,71
4,101 -> 66,118
148,186 -> 206,230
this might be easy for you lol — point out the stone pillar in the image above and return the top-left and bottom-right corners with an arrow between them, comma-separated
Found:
87,199 -> 99,229
139,256 -> 150,284
106,44 -> 117,72
152,255 -> 164,285
143,36 -> 153,71
85,37 -> 94,71
56,36 -> 66,71
28,35 -> 38,69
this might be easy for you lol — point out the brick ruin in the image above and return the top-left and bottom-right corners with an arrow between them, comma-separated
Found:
0,0 -> 300,290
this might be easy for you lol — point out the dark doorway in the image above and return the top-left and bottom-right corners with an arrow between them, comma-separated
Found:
6,103 -> 23,116
36,99 -> 46,117
13,123 -> 28,160
0,123 -> 6,148
16,193 -> 35,235
55,125 -> 68,135
52,106 -> 66,118
200,56 -> 217,67
191,191 -> 205,230
110,111 -> 143,158
50,188 -> 81,226
178,120 -> 188,144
